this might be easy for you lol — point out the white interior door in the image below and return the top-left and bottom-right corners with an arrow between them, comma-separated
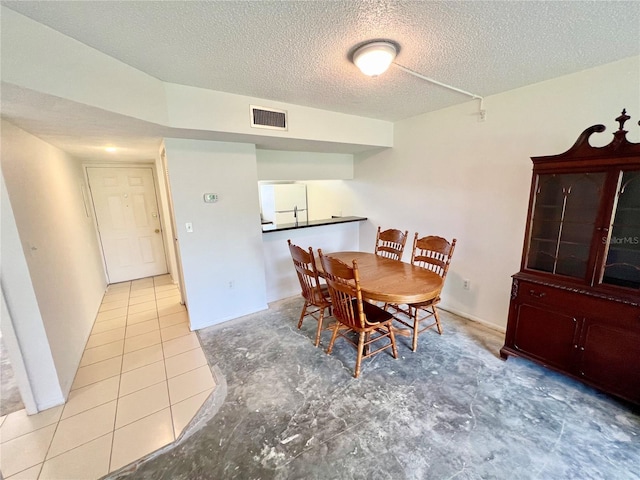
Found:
87,167 -> 168,283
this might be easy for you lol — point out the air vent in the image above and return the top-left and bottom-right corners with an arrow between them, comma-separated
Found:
250,105 -> 287,131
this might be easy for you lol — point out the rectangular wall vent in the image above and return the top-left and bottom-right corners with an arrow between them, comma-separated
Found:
250,105 -> 287,131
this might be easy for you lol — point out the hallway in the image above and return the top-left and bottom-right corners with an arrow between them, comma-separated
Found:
0,275 -> 215,479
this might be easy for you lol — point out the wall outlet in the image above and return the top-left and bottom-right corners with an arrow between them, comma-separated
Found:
228,281 -> 234,289
463,279 -> 471,290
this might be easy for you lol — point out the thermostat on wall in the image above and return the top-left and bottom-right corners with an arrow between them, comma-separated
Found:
203,193 -> 218,203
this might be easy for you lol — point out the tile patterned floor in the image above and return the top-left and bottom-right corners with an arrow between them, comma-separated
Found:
0,275 -> 215,480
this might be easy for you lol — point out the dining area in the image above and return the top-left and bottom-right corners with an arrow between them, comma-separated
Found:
287,227 -> 457,378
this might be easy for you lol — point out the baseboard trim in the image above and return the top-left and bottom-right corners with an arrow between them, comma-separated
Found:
439,306 -> 506,334
37,395 -> 65,413
191,303 -> 269,331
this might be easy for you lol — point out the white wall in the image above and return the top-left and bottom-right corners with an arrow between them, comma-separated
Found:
164,139 -> 268,329
1,120 -> 107,396
164,83 -> 392,149
256,149 -> 354,180
0,7 -> 168,125
352,56 -> 640,331
1,175 -> 64,411
304,180 -> 357,221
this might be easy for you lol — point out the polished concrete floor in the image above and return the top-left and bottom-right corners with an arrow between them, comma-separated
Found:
107,296 -> 639,480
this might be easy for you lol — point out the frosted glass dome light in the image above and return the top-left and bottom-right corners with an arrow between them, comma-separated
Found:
352,41 -> 397,77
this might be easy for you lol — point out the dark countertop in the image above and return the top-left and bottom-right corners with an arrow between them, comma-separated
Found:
261,216 -> 367,233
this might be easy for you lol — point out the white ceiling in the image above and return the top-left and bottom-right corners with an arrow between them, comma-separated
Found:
1,0 -> 639,159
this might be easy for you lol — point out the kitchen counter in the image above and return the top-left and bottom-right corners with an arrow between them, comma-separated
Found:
261,216 -> 367,233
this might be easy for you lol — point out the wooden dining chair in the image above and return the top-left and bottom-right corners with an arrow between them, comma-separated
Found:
288,240 -> 332,347
374,226 -> 409,261
318,249 -> 398,378
388,234 -> 457,351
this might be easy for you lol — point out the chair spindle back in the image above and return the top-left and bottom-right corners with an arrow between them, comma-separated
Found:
288,240 -> 325,305
374,226 -> 409,261
318,250 -> 365,330
410,234 -> 457,279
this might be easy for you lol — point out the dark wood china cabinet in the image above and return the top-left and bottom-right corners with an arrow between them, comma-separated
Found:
501,110 -> 640,405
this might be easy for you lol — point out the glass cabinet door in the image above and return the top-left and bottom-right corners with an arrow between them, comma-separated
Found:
601,169 -> 640,289
526,172 -> 606,278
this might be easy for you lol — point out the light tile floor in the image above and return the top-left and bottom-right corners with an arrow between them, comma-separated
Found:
0,275 -> 215,480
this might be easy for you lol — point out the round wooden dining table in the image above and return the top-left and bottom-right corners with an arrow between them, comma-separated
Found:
322,251 -> 443,305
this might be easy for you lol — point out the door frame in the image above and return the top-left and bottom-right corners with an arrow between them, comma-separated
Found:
83,163 -> 169,285
159,148 -> 187,306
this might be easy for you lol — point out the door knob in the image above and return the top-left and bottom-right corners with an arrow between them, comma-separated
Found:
155,229 -> 160,233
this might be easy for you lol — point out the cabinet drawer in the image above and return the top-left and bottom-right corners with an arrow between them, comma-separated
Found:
515,279 -> 639,327
515,281 -> 568,310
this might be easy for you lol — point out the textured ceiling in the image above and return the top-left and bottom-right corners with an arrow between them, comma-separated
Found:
1,1 -> 639,158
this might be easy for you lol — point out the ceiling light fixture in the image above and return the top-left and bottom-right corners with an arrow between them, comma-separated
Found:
351,40 -> 486,120
352,41 -> 397,77
105,146 -> 117,153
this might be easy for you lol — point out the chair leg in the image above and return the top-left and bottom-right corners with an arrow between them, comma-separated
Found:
354,332 -> 365,378
364,331 -> 371,356
412,307 -> 419,352
388,324 -> 398,359
433,306 -> 443,335
314,307 -> 325,347
297,301 -> 309,329
326,321 -> 340,354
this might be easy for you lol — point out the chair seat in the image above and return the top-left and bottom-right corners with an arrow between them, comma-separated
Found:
358,300 -> 394,324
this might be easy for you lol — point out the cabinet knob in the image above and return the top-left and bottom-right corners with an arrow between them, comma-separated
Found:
529,290 -> 546,298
